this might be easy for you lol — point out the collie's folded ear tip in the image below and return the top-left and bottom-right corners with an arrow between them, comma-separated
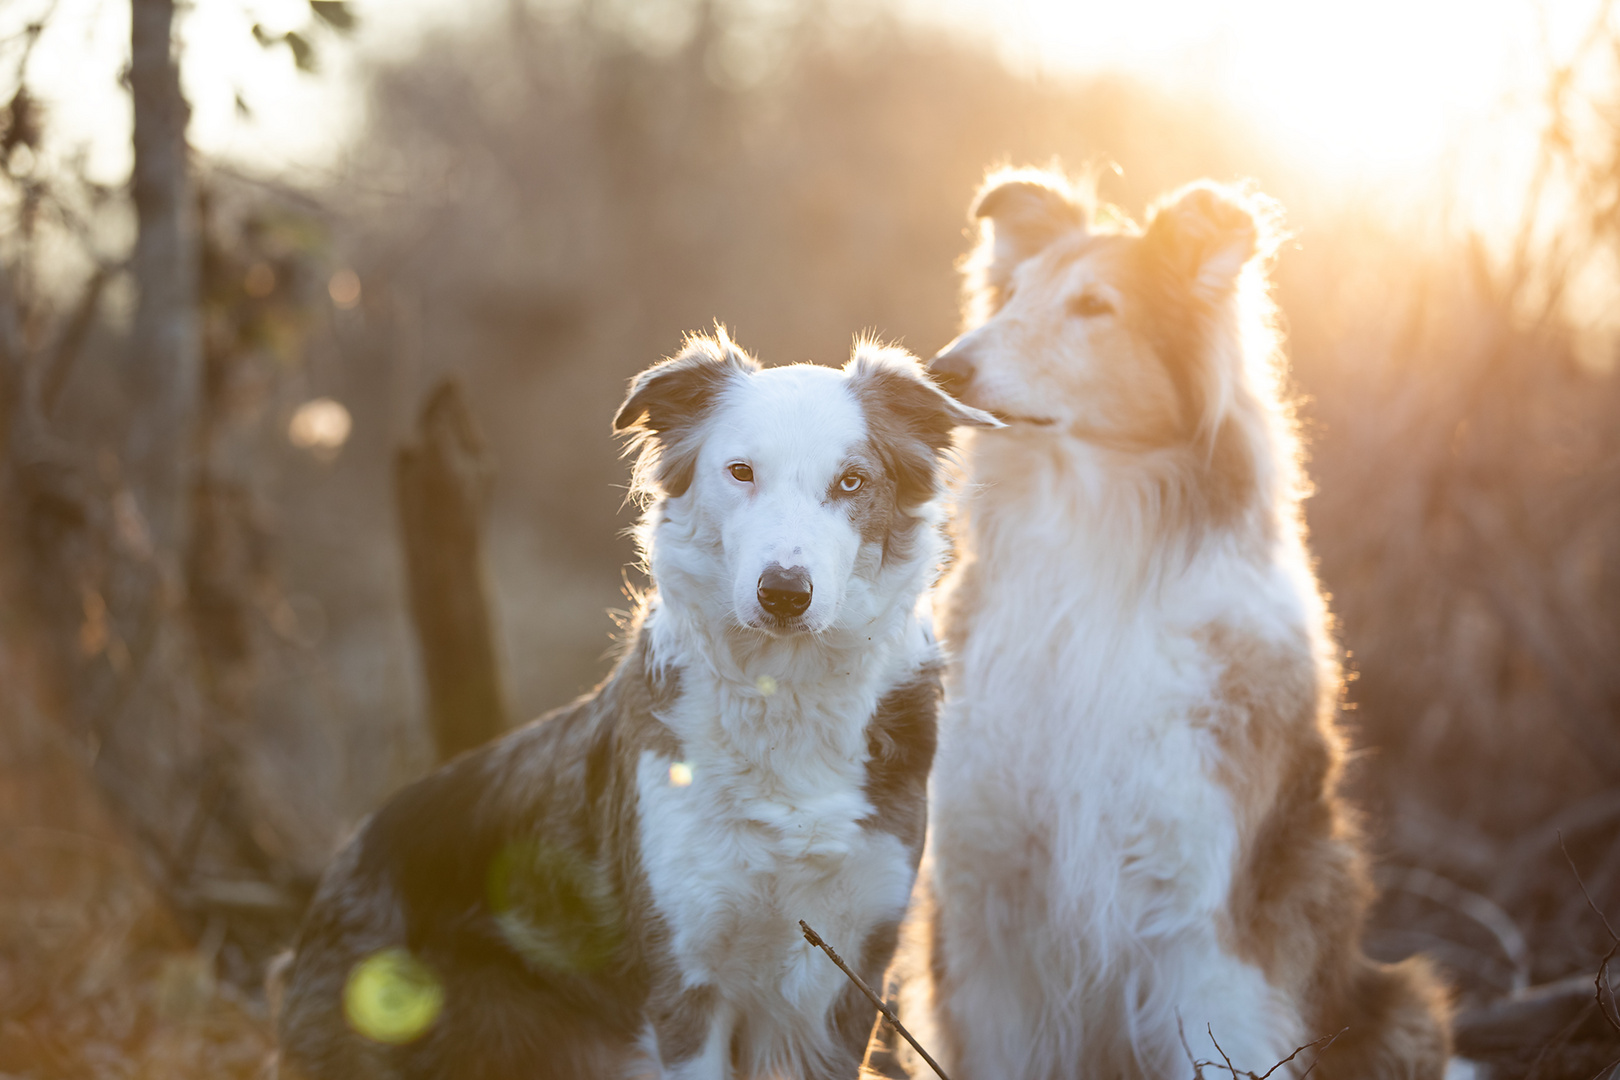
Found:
971,167 -> 1081,223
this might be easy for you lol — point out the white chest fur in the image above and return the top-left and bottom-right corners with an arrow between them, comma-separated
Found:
937,468 -> 1315,931
635,613 -> 924,1074
928,469 -> 1319,1074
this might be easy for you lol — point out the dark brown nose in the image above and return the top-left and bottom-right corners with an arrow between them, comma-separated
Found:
929,343 -> 976,400
758,565 -> 812,618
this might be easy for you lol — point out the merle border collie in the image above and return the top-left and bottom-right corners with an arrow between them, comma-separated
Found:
878,171 -> 1451,1080
275,330 -> 995,1080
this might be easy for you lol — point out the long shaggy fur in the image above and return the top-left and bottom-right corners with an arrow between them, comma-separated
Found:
883,170 -> 1451,1080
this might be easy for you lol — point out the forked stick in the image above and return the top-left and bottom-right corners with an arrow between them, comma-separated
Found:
799,919 -> 952,1080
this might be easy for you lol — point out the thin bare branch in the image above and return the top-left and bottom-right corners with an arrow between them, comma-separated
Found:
1560,832 -> 1620,1038
1209,1025 -> 1240,1079
1263,1030 -> 1346,1080
1177,1014 -> 1207,1080
1560,831 -> 1620,944
799,919 -> 951,1080
1176,1017 -> 1346,1080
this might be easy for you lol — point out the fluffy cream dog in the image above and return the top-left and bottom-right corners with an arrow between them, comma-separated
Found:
884,171 -> 1450,1080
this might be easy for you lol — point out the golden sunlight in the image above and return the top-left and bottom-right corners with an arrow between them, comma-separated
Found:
919,0 -> 1600,208
10,0 -> 1602,226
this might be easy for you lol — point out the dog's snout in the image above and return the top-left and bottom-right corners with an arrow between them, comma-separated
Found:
757,565 -> 812,619
929,343 -> 977,399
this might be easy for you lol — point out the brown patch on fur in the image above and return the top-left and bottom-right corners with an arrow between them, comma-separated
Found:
860,663 -> 944,859
831,446 -> 900,553
649,984 -> 717,1066
276,631 -> 691,1080
845,343 -> 996,565
1199,623 -> 1450,1080
614,329 -> 761,499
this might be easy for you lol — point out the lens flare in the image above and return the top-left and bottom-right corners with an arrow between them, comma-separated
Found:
343,948 -> 444,1045
487,840 -> 622,974
288,398 -> 353,458
329,268 -> 362,309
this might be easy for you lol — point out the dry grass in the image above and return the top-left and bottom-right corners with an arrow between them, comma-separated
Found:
0,629 -> 274,1079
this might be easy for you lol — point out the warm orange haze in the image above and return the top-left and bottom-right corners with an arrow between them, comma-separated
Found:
0,0 -> 1617,1077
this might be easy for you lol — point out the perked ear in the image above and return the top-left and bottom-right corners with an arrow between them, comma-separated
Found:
847,343 -> 1000,451
972,169 -> 1086,267
963,168 -> 1087,321
1143,181 -> 1281,302
847,342 -> 997,515
614,328 -> 760,498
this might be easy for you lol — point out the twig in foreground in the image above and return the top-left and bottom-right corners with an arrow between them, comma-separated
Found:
1178,1011 -> 1346,1080
1558,832 -> 1620,1037
799,919 -> 952,1080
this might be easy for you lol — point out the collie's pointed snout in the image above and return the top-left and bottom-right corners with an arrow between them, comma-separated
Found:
929,339 -> 978,400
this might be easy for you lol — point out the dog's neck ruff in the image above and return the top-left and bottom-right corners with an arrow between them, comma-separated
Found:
964,421 -> 1290,597
641,581 -> 927,773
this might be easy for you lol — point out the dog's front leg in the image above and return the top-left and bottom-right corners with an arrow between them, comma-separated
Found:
654,992 -> 735,1080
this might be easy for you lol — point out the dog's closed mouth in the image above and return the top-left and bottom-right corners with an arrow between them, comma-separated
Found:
760,613 -> 812,635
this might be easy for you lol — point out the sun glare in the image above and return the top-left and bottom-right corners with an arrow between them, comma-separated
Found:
4,0 -> 1605,229
917,0 -> 1601,214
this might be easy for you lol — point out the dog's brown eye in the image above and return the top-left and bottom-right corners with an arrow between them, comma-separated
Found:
729,463 -> 754,483
1068,293 -> 1114,318
838,473 -> 864,493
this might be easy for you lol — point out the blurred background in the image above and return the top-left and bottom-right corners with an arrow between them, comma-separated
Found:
1,0 -> 1618,1075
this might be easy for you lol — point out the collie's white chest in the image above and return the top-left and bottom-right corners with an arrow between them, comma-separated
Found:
940,611 -> 1240,929
934,536 -> 1305,950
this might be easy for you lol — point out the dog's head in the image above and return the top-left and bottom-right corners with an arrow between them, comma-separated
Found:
932,169 -> 1282,452
615,330 -> 996,636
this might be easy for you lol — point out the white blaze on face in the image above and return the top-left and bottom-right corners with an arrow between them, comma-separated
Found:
694,364 -> 869,633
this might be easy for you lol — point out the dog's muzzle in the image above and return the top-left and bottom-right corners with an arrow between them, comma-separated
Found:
929,340 -> 977,399
757,565 -> 812,620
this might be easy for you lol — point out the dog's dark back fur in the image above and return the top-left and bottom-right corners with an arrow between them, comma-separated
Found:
278,635 -> 665,1079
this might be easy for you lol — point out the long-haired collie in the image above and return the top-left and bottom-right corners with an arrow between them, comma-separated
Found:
886,171 -> 1450,1079
276,330 -> 995,1080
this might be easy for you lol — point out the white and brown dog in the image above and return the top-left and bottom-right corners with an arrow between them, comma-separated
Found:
276,331 -> 995,1080
885,171 -> 1451,1080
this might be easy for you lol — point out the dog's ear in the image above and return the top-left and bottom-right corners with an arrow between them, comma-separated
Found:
848,344 -> 1000,447
973,172 -> 1084,267
1143,181 -> 1281,302
962,168 -> 1087,323
615,330 -> 759,498
847,343 -> 999,508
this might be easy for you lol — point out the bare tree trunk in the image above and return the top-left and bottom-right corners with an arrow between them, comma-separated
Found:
128,0 -> 198,553
396,379 -> 508,761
